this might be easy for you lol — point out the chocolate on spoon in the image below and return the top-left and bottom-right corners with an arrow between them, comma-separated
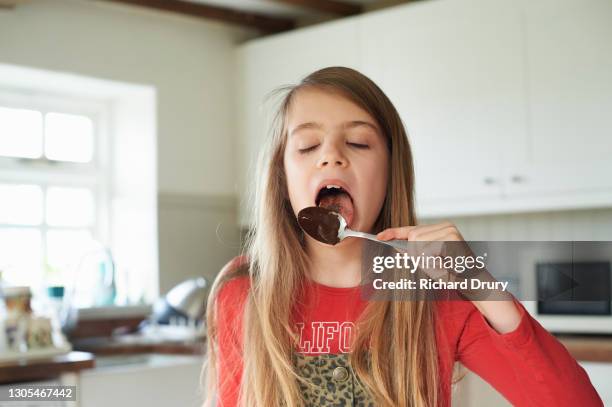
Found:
297,206 -> 343,245
297,206 -> 408,251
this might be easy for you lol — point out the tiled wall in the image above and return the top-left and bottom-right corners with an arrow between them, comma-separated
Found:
424,208 -> 612,241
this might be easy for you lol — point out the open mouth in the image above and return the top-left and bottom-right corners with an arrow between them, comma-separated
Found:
315,184 -> 355,227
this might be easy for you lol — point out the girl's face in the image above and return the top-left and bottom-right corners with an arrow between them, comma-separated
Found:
283,87 -> 389,238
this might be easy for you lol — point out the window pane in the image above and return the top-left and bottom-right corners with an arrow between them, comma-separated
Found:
45,112 -> 94,163
0,228 -> 42,286
0,184 -> 43,225
0,106 -> 43,158
46,187 -> 95,227
46,229 -> 95,287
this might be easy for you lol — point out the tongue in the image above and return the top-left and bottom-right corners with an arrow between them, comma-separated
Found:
318,192 -> 354,227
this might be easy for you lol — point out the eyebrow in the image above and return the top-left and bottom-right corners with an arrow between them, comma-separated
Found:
289,120 -> 380,137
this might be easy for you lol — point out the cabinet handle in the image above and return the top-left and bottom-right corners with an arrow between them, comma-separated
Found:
510,175 -> 525,183
483,177 -> 496,185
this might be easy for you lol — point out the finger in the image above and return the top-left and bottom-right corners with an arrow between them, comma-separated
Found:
416,227 -> 463,242
377,222 -> 456,241
376,226 -> 416,241
410,221 -> 456,238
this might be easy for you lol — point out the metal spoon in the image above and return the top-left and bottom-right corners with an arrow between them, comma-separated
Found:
297,206 -> 407,251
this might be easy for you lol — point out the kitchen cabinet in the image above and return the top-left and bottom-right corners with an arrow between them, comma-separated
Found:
360,0 -> 526,217
0,354 -> 203,406
235,17 -> 362,226
0,353 -> 206,407
454,361 -> 612,406
0,378 -> 73,407
0,351 -> 93,407
361,0 -> 612,218
579,362 -> 612,405
504,0 -> 612,198
79,354 -> 205,407
235,0 -> 612,224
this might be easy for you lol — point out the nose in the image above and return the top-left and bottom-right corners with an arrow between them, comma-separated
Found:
316,142 -> 348,168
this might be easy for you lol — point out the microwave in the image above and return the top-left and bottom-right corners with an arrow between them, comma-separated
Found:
522,260 -> 612,334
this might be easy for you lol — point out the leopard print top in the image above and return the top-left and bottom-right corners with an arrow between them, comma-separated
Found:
293,352 -> 375,406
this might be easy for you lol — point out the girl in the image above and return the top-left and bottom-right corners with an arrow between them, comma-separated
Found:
202,67 -> 602,406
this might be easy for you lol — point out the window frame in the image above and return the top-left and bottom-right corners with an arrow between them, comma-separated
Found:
0,88 -> 112,285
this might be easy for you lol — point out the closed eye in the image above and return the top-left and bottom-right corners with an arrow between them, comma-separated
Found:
298,145 -> 319,154
348,142 -> 369,149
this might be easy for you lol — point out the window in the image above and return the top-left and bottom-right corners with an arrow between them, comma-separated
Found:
0,91 -> 109,296
0,64 -> 158,307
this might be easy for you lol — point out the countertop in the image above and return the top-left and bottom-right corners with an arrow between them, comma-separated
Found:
72,336 -> 205,356
557,335 -> 612,363
0,335 -> 609,385
71,334 -> 610,362
0,351 -> 95,384
0,336 -> 204,384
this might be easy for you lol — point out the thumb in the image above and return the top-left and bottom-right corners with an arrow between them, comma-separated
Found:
376,230 -> 392,240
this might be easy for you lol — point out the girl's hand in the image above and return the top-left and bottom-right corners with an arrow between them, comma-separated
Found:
375,221 -> 464,243
375,222 -> 522,334
375,222 -> 471,286
376,221 -> 467,274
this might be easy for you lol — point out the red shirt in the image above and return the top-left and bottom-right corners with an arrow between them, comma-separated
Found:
215,257 -> 602,406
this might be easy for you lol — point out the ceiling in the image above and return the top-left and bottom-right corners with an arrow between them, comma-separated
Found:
2,0 -> 414,34
91,0 -> 414,35
189,0 -> 378,18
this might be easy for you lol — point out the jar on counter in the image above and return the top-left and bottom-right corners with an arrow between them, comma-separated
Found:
3,286 -> 32,352
3,286 -> 32,316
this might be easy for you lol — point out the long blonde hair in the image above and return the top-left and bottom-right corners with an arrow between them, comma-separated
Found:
203,66 -> 439,406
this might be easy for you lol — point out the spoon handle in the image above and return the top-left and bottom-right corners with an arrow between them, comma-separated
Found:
343,230 -> 407,251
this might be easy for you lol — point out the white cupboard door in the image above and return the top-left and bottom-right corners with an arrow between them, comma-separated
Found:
579,362 -> 612,406
360,0 -> 526,217
236,18 -> 361,226
505,0 -> 612,198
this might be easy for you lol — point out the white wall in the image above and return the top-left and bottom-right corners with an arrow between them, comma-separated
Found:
0,0 -> 254,195
0,0 -> 255,294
